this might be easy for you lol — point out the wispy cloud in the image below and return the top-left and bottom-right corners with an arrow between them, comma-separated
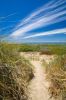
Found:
0,12 -> 17,41
10,0 -> 66,39
0,13 -> 16,21
14,0 -> 66,29
24,28 -> 66,39
0,25 -> 15,32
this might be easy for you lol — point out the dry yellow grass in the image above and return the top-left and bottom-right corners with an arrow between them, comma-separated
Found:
43,55 -> 66,99
0,43 -> 34,100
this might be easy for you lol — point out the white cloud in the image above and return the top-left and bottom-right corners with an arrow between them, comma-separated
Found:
10,0 -> 66,39
0,13 -> 16,21
24,28 -> 66,39
10,10 -> 66,37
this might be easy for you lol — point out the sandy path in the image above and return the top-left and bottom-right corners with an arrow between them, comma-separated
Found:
20,52 -> 55,100
27,61 -> 51,100
20,52 -> 59,100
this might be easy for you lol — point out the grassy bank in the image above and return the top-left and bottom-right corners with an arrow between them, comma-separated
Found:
0,42 -> 34,100
43,55 -> 66,100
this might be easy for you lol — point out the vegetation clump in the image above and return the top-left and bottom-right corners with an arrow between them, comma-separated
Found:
0,43 -> 34,100
19,44 -> 66,55
45,55 -> 66,99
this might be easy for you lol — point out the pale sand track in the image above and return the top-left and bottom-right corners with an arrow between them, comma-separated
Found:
20,52 -> 58,100
27,61 -> 51,100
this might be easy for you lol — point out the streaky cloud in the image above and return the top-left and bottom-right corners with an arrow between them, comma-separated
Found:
10,10 -> 66,37
9,0 -> 66,39
17,0 -> 66,28
0,13 -> 16,21
15,0 -> 55,29
0,25 -> 15,32
24,28 -> 66,39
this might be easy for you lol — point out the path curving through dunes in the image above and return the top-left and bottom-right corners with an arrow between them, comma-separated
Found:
20,52 -> 56,100
27,61 -> 51,100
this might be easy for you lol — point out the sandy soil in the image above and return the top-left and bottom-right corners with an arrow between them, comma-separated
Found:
20,52 -> 54,63
20,52 -> 55,100
27,61 -> 51,100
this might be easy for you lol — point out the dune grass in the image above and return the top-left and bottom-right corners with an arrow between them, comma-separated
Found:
0,42 -> 34,100
43,55 -> 66,99
0,42 -> 66,100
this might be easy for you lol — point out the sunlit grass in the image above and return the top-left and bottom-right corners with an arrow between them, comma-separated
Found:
0,42 -> 34,100
43,55 -> 66,99
0,42 -> 66,100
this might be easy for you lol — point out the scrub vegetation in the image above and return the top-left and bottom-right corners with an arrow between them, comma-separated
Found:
0,42 -> 66,100
42,48 -> 66,99
19,44 -> 66,55
0,42 -> 34,100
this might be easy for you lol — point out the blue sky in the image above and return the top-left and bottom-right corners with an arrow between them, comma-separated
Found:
0,0 -> 66,43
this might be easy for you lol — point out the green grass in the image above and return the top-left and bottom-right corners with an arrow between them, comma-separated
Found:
1,42 -> 66,55
19,44 -> 66,55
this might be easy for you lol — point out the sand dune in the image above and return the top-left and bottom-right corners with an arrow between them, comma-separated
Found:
20,52 -> 55,100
